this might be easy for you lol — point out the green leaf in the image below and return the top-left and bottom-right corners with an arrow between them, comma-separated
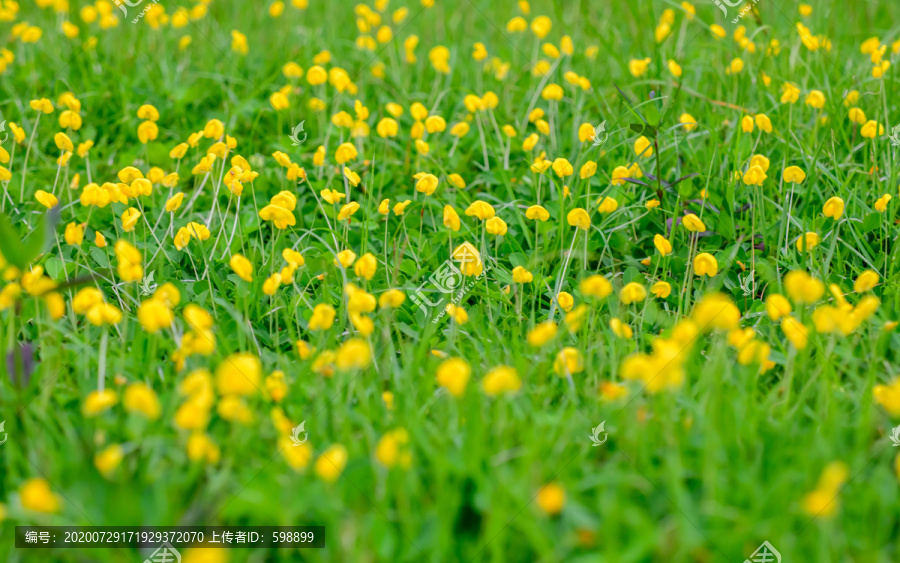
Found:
718,212 -> 735,239
91,247 -> 111,268
21,211 -> 49,265
0,212 -> 27,268
861,212 -> 881,233
643,104 -> 660,128
45,257 -> 65,280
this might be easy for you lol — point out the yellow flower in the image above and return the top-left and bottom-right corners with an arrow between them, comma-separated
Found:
609,318 -> 633,338
94,444 -> 124,477
551,157 -> 573,177
530,14 -> 552,38
447,174 -> 466,189
137,121 -> 158,143
557,291 -> 574,312
353,252 -> 377,280
596,197 -> 618,214
485,216 -> 508,236
527,321 -> 557,346
123,382 -> 161,419
29,98 -> 53,113
823,197 -> 845,220
620,282 -> 647,304
854,270 -> 879,292
482,365 -> 521,396
229,254 -> 253,282
342,168 -> 361,188
19,478 -> 61,513
653,234 -> 672,256
874,378 -> 900,416
580,275 -> 612,298
334,249 -> 357,269
628,57 -> 651,77
796,232 -> 819,252
309,304 -> 336,330
679,113 -> 697,131
682,213 -> 705,232
667,59 -> 682,77
436,357 -> 471,397
650,281 -> 671,298
189,433 -> 221,464
379,289 -> 406,309
782,165 -> 806,183
755,113 -> 773,133
601,381 -> 628,401
260,202 -> 296,229
138,299 -> 174,333
334,142 -> 358,164
335,338 -> 371,371
35,189 -> 59,208
805,90 -> 826,109
393,200 -> 412,215
860,120 -> 881,139
634,136 -> 652,158
415,173 -> 439,196
315,444 -> 348,482
741,115 -> 754,133
83,389 -> 119,416
525,205 -> 550,221
465,200 -> 495,220
742,164 -> 767,186
376,117 -> 399,137
580,161 -> 597,179
512,266 -> 533,283
693,253 -> 718,277
765,294 -> 792,320
553,347 -> 583,375
781,316 -> 809,349
784,271 -> 824,303
781,82 -> 801,104
443,205 -> 461,231
536,482 -> 565,515
262,273 -> 281,296
376,429 -> 412,468
121,207 -> 142,232
64,222 -> 84,246
567,208 -> 591,230
54,131 -> 74,152
215,353 -> 261,396
875,194 -> 892,212
230,29 -> 249,55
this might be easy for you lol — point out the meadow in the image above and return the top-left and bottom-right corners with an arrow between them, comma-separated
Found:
1,0 -> 900,561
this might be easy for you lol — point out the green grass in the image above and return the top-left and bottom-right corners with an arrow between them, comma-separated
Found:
2,0 -> 900,561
